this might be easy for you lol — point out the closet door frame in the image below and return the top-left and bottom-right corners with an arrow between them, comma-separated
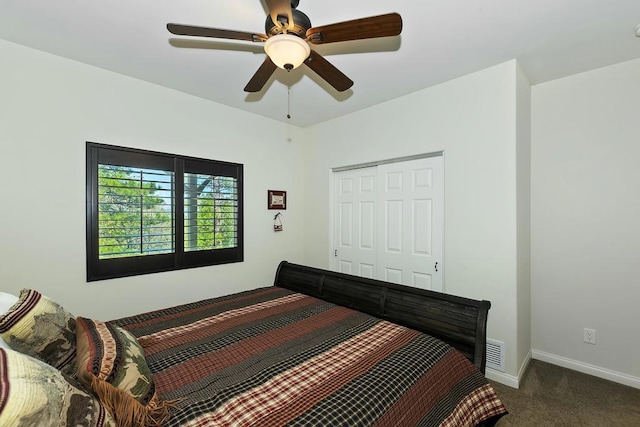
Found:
330,152 -> 444,291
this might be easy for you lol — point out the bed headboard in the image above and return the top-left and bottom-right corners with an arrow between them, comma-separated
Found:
274,261 -> 491,374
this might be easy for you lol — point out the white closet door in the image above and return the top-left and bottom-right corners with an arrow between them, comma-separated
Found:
333,166 -> 377,278
332,156 -> 444,291
377,157 -> 443,290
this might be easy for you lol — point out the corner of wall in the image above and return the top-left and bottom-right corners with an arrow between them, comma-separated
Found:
486,349 -> 532,389
515,62 -> 532,376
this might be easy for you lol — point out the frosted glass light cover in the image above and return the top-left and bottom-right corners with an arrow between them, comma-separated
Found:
264,34 -> 310,70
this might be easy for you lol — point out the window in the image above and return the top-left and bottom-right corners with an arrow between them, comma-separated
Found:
86,142 -> 243,281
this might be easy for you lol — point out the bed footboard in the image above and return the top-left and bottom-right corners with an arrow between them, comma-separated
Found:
274,261 -> 491,373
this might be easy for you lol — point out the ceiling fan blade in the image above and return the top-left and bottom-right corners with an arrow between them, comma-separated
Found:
264,0 -> 294,31
306,13 -> 402,44
303,50 -> 353,92
167,23 -> 267,42
244,57 -> 278,92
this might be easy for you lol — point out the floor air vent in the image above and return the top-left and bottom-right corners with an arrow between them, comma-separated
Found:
486,339 -> 505,372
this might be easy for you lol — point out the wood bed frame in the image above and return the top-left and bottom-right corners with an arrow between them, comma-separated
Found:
274,261 -> 491,373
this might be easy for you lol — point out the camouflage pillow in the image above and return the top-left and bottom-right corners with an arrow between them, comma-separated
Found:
0,289 -> 76,377
0,348 -> 115,427
76,317 -> 173,427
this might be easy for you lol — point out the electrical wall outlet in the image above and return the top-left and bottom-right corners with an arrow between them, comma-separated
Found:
584,328 -> 596,345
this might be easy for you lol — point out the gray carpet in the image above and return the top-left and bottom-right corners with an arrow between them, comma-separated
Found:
489,360 -> 640,426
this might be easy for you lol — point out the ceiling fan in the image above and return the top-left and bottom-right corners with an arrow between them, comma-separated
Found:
167,0 -> 402,93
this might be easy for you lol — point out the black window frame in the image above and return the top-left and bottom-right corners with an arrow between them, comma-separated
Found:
86,142 -> 243,281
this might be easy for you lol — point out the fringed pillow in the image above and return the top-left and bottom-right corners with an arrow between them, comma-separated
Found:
0,348 -> 115,427
0,289 -> 77,377
75,317 -> 174,427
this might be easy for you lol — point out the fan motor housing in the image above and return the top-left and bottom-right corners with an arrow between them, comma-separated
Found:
265,8 -> 311,38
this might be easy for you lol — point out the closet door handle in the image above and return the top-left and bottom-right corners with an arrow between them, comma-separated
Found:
435,262 -> 438,272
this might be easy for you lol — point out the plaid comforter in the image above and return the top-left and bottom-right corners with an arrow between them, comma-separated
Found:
111,287 -> 507,427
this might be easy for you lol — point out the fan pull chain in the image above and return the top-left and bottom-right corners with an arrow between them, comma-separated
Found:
287,87 -> 291,119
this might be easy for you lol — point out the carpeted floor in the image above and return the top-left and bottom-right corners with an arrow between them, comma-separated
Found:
489,360 -> 640,426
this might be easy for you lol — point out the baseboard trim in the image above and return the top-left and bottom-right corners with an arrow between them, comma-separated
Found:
485,350 -> 532,389
532,349 -> 640,389
485,368 -> 519,388
517,349 -> 532,383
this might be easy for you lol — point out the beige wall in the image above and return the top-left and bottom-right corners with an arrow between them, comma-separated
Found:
0,39 -> 307,320
10,35 -> 638,388
531,57 -> 640,387
301,61 -> 529,382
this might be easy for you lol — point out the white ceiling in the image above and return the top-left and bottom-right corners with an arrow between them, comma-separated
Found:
2,0 -> 639,127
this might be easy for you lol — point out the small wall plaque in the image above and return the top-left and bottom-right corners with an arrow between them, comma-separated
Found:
268,190 -> 286,210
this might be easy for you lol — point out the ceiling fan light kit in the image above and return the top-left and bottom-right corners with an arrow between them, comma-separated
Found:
264,34 -> 310,70
167,0 -> 402,93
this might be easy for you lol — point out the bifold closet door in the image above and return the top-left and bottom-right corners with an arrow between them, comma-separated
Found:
333,156 -> 443,291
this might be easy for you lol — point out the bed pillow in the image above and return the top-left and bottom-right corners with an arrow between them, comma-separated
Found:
0,347 -> 115,426
0,289 -> 76,376
75,317 -> 174,427
0,292 -> 19,350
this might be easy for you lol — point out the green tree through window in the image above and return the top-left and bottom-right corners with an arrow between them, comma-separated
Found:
98,165 -> 174,258
87,142 -> 243,281
184,174 -> 238,252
